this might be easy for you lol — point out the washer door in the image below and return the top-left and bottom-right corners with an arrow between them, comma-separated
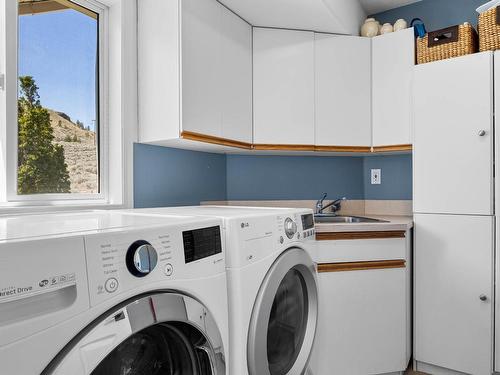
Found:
247,247 -> 318,375
43,293 -> 225,375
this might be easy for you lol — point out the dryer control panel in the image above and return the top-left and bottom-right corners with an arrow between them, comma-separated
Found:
84,218 -> 225,307
224,208 -> 315,268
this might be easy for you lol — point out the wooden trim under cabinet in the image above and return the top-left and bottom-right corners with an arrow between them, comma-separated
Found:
372,144 -> 413,153
317,259 -> 406,273
314,145 -> 372,153
253,143 -> 316,151
316,231 -> 406,241
181,131 -> 253,150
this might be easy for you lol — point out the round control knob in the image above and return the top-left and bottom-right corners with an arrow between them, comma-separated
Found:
126,240 -> 158,277
284,218 -> 297,239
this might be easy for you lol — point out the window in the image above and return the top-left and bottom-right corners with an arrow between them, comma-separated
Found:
17,0 -> 101,196
0,0 -> 135,211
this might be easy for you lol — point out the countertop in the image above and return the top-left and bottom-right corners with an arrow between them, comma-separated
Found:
315,215 -> 413,233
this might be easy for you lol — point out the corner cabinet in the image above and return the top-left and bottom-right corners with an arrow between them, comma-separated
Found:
138,0 -> 253,149
372,28 -> 414,151
253,28 -> 315,149
314,34 -> 371,152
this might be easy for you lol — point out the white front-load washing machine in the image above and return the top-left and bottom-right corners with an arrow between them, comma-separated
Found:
0,211 -> 228,375
122,206 -> 319,375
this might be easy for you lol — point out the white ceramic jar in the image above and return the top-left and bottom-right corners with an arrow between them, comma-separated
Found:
361,18 -> 380,37
394,18 -> 408,31
380,23 -> 394,34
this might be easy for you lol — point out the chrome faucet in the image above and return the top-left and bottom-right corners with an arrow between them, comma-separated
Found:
315,193 -> 346,214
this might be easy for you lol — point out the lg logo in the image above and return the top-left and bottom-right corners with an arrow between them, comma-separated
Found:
240,222 -> 249,228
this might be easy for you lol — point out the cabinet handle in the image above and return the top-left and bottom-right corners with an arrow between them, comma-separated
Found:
478,130 -> 486,137
479,294 -> 488,301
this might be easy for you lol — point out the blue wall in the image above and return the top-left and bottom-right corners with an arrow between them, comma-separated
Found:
226,155 -> 364,200
372,0 -> 484,31
363,155 -> 412,200
134,144 -> 227,208
134,145 -> 412,207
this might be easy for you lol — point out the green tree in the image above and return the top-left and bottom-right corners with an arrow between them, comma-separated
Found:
17,76 -> 71,194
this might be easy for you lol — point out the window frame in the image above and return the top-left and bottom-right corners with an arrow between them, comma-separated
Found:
3,0 -> 110,205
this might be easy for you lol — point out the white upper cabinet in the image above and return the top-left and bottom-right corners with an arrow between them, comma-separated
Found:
253,28 -> 315,146
182,0 -> 222,138
220,6 -> 253,144
315,34 -> 371,148
138,0 -> 252,147
413,52 -> 493,215
372,28 -> 414,148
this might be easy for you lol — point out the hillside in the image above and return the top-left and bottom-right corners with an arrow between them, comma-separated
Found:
47,110 -> 98,194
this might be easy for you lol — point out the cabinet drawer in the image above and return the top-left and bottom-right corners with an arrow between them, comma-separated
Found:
314,237 -> 406,264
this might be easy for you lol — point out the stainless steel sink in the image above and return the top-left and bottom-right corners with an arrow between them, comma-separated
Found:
314,215 -> 388,223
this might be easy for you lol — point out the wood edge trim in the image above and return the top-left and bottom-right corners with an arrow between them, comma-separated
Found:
316,231 -> 406,241
372,144 -> 413,152
314,145 -> 372,153
179,134 -> 410,154
181,131 -> 253,150
253,144 -> 315,151
317,259 -> 406,273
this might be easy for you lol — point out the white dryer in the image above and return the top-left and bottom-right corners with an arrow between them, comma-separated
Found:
0,211 -> 228,375
123,206 -> 319,375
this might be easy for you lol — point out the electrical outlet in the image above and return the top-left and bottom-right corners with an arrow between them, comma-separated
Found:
371,169 -> 381,185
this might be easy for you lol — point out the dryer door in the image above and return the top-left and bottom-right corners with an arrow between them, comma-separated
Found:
43,293 -> 225,375
248,247 -> 318,375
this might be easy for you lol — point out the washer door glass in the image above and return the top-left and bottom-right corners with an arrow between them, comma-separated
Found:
247,247 -> 318,375
92,322 -> 212,375
42,293 -> 225,375
267,269 -> 308,375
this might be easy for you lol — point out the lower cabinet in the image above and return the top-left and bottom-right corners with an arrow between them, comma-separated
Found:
414,214 -> 493,375
310,233 -> 411,375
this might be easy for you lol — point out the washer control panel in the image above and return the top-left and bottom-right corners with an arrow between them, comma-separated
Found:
84,219 -> 224,307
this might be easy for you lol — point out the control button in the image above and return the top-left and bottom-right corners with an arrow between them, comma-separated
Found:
164,263 -> 174,276
279,236 -> 284,244
105,277 -> 119,293
284,218 -> 297,239
297,233 -> 301,239
126,240 -> 158,277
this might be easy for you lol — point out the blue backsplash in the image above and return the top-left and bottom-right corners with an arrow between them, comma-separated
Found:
226,155 -> 364,200
372,0 -> 484,31
134,144 -> 227,208
363,155 -> 412,200
134,144 -> 412,207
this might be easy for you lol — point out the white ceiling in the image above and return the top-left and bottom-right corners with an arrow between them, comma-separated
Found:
358,0 -> 422,15
218,0 -> 367,35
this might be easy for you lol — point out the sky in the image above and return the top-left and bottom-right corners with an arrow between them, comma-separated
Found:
19,8 -> 98,131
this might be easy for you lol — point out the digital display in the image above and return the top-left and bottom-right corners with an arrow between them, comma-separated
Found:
183,226 -> 222,264
301,214 -> 314,230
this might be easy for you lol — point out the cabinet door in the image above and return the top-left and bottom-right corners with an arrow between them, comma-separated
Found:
413,52 -> 493,215
315,34 -> 371,147
253,28 -> 315,146
415,214 -> 493,375
181,0 -> 222,137
372,28 -> 414,147
311,267 -> 407,374
220,7 -> 252,143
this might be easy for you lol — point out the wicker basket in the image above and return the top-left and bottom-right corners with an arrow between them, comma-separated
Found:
479,6 -> 500,51
416,23 -> 478,64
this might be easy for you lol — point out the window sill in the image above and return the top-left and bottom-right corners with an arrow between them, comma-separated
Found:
0,201 -> 125,216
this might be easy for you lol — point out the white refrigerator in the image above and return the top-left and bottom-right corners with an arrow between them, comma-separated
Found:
413,51 -> 495,375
